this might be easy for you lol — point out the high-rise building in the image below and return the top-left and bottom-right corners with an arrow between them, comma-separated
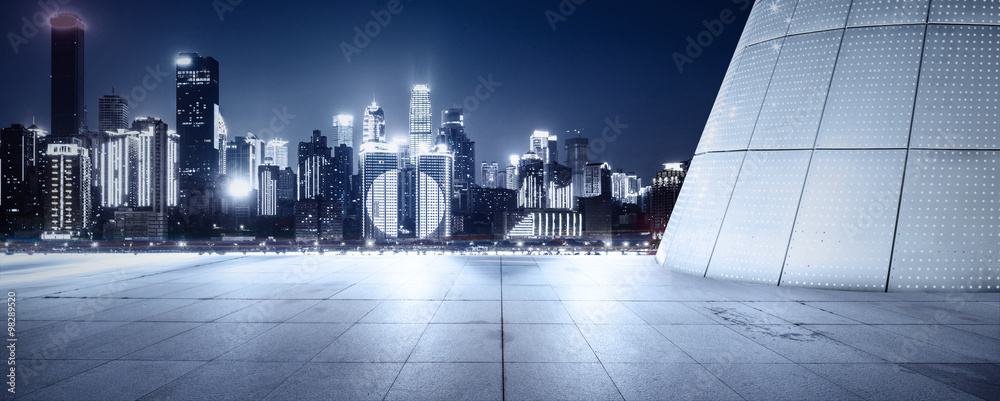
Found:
332,144 -> 353,204
97,129 -> 137,208
481,162 -> 499,189
225,134 -> 263,192
505,156 -> 518,191
132,117 -> 175,213
334,115 -> 354,148
277,168 -> 296,202
583,162 -> 610,198
362,101 -> 385,144
437,109 -> 476,186
176,52 -> 221,188
547,163 -> 573,210
258,160 -> 279,217
98,92 -> 129,134
42,141 -> 92,239
517,154 -> 545,209
50,14 -> 86,138
416,145 -> 453,239
565,137 -> 588,199
360,142 -> 399,239
294,198 -> 343,241
297,130 -> 334,201
530,131 -> 558,164
408,84 -> 432,164
264,139 -> 289,170
611,170 -> 639,205
1,124 -> 46,235
649,162 -> 686,240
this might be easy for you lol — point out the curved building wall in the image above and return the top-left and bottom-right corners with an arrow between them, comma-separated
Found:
657,0 -> 999,292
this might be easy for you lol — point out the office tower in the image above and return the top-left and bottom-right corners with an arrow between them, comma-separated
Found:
264,139 -> 289,169
332,144 -> 353,204
408,84 -> 432,164
50,14 -> 86,138
481,162 -> 498,188
277,168 -> 296,202
42,141 -> 92,238
529,131 -> 558,164
649,163 -> 686,240
393,138 -> 410,168
98,91 -> 129,133
96,129 -> 137,208
546,163 -> 573,210
505,156 -> 518,191
582,162 -> 610,198
132,117 -> 174,214
517,154 -> 545,209
294,198 -> 344,241
258,160 -> 279,217
657,0 -> 1000,292
579,162 -> 612,238
1,124 -> 46,235
565,137 -> 588,199
334,115 -> 354,148
360,142 -> 399,239
225,134 -> 263,191
611,170 -> 639,205
176,52 -> 221,188
297,130 -> 334,200
416,146 -> 453,239
436,108 -> 476,189
362,101 -> 386,144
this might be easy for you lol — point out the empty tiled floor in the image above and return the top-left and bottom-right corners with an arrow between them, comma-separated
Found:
2,254 -> 999,400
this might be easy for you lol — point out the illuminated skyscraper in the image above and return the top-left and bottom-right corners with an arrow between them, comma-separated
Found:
565,137 -> 589,199
611,170 -> 639,205
43,142 -> 92,239
360,142 -> 399,239
416,146 -> 453,239
258,159 -> 279,217
50,14 -> 86,138
226,134 -> 263,191
264,139 -> 289,169
176,52 -> 221,188
297,130 -> 333,200
334,115 -> 354,148
1,124 -> 46,235
408,84 -> 432,164
363,101 -> 386,144
481,162 -> 499,189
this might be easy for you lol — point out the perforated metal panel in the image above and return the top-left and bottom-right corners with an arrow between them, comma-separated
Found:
739,0 -> 799,47
929,0 -> 1000,25
707,150 -> 811,285
661,152 -> 745,276
750,30 -> 842,150
816,25 -> 925,149
788,0 -> 851,35
912,25 -> 1000,150
890,150 -> 999,292
696,39 -> 783,154
847,0 -> 930,26
782,150 -> 907,291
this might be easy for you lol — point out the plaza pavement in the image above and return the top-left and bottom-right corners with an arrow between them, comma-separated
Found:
1,253 -> 998,400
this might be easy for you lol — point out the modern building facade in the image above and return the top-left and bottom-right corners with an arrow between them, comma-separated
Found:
0,124 -> 45,235
334,115 -> 354,148
416,146 -> 453,239
42,142 -> 92,238
363,101 -> 385,145
264,139 -> 289,169
297,130 -> 334,201
481,162 -> 499,189
657,0 -> 1000,292
360,142 -> 399,239
176,52 -> 221,188
50,14 -> 86,138
565,137 -> 589,199
98,92 -> 129,133
408,85 -> 432,164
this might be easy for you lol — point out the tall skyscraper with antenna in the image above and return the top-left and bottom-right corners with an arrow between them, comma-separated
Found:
408,85 -> 432,165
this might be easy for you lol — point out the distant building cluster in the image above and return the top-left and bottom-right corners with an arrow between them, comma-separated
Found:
0,13 -> 689,243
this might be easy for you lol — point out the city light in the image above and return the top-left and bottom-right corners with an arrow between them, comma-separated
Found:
176,57 -> 192,66
228,179 -> 251,198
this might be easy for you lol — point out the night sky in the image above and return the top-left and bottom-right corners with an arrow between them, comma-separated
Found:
0,0 -> 749,180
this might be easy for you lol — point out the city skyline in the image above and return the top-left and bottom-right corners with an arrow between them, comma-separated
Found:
0,0 -> 744,177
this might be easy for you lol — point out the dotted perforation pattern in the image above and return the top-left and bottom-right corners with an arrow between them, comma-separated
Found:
847,0 -> 931,27
707,150 -> 812,284
782,150 -> 907,290
817,25 -> 926,148
889,150 -> 999,292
